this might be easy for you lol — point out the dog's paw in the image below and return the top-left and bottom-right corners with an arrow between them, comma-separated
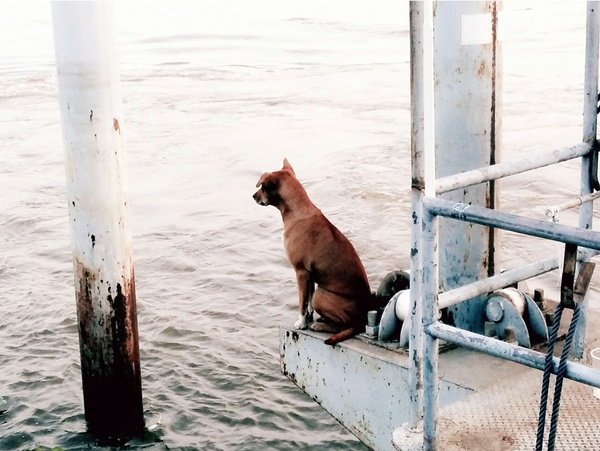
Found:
294,315 -> 309,330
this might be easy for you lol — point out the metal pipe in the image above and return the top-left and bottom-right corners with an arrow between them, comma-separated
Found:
438,257 -> 559,310
545,190 -> 600,220
424,196 -> 600,250
574,1 -> 600,359
51,2 -> 144,438
421,208 -> 439,451
408,0 -> 425,430
582,2 -> 600,148
426,322 -> 600,389
435,143 -> 591,194
423,0 -> 435,198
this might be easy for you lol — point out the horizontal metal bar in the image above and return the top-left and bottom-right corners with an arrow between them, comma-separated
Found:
545,190 -> 600,219
435,143 -> 591,194
426,322 -> 600,389
424,196 -> 600,250
438,257 -> 559,310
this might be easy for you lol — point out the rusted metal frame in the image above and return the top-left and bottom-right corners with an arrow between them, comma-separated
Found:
408,0 -> 425,431
438,257 -> 559,310
560,243 -> 578,309
575,261 -> 596,304
421,208 -> 440,451
51,2 -> 144,438
434,143 -> 591,195
573,1 -> 600,358
424,197 -> 600,251
425,321 -> 600,389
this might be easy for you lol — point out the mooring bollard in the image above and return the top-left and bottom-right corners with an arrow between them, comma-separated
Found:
51,2 -> 144,438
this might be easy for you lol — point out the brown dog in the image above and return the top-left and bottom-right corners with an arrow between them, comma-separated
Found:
253,159 -> 371,345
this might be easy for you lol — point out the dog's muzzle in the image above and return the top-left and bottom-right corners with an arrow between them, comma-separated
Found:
253,191 -> 267,206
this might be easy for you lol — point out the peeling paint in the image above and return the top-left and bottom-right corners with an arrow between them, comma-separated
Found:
53,1 -> 144,439
279,328 -> 470,450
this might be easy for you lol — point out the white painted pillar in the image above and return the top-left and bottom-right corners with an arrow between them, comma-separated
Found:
51,1 -> 144,437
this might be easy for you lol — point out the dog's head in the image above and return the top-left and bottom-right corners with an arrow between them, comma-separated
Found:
253,158 -> 296,208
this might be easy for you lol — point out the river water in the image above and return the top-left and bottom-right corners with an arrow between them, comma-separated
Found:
0,2 -> 597,450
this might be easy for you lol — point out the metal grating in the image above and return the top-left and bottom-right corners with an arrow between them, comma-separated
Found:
437,369 -> 600,450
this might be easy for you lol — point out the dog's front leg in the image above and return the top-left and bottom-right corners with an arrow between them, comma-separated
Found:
293,268 -> 313,329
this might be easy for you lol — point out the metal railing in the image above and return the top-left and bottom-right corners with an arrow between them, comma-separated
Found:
408,2 -> 600,449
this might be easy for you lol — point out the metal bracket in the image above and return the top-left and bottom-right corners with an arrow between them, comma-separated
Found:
560,244 -> 577,309
574,261 -> 596,304
560,243 -> 596,309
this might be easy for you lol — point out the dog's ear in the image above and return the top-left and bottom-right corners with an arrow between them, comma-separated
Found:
256,172 -> 270,188
282,158 -> 295,175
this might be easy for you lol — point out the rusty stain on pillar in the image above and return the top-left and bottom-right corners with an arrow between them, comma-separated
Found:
51,2 -> 144,438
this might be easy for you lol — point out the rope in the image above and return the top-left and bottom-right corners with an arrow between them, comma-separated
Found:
547,303 -> 581,451
535,303 -> 564,451
535,302 -> 581,451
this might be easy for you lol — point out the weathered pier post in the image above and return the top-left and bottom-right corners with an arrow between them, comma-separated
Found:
433,1 -> 502,334
51,2 -> 144,438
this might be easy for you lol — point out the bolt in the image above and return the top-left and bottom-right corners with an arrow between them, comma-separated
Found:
367,310 -> 378,327
484,321 -> 496,338
534,288 -> 546,310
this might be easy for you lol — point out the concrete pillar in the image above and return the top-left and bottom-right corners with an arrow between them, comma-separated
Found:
51,1 -> 144,437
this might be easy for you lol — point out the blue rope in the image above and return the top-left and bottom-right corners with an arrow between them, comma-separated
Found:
535,303 -> 564,451
547,303 -> 581,451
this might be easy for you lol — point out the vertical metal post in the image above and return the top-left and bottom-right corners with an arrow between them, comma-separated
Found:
51,2 -> 144,438
408,0 -> 425,430
574,1 -> 600,358
422,208 -> 440,451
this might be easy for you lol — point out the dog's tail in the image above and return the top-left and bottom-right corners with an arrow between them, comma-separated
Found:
324,327 -> 360,346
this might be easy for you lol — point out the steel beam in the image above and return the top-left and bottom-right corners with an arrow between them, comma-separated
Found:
424,196 -> 600,251
435,143 -> 591,195
574,1 -> 600,358
426,322 -> 600,389
438,257 -> 559,310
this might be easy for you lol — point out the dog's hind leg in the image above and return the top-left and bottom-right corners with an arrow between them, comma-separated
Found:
311,288 -> 363,345
309,321 -> 339,333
